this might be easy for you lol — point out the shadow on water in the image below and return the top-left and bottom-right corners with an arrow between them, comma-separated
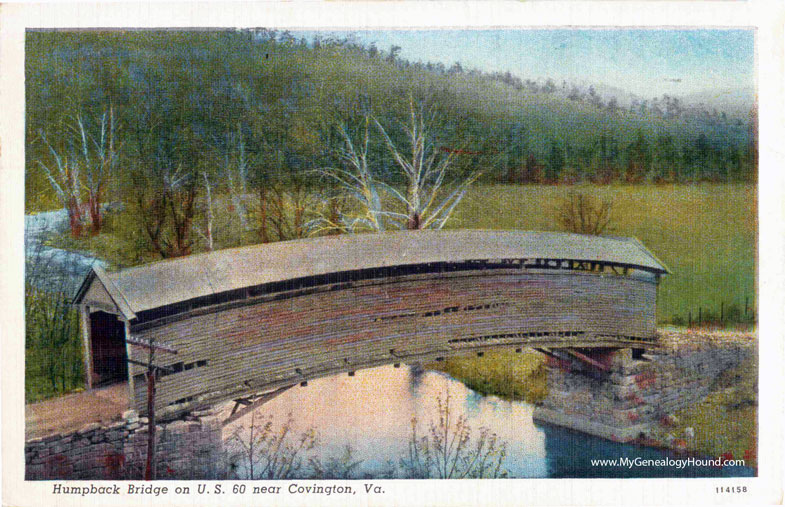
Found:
407,361 -> 426,393
222,364 -> 753,479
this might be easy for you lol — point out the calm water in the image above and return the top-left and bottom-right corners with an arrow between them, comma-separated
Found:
222,364 -> 754,479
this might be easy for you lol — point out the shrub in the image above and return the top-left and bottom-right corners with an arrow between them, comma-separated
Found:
555,190 -> 613,235
399,391 -> 508,478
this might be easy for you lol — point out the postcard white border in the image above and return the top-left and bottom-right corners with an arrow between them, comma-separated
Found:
2,1 -> 783,506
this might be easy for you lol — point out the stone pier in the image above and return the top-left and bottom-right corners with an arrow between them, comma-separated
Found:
533,331 -> 755,442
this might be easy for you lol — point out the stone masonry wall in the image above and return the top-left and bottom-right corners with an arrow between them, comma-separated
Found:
25,407 -> 223,480
533,331 -> 755,442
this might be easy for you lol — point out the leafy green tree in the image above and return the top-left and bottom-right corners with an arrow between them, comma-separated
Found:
546,141 -> 565,182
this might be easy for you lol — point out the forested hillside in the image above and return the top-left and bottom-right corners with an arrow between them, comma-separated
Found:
26,29 -> 756,214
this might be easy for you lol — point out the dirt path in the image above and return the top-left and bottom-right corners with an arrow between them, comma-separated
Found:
25,383 -> 130,440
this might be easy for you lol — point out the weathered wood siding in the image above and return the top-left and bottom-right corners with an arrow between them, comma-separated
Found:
127,269 -> 657,418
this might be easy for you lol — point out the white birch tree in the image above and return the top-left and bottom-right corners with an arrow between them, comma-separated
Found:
313,98 -> 480,234
36,106 -> 119,236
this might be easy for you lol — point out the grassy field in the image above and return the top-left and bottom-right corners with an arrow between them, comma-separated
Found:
448,183 -> 757,324
45,183 -> 757,324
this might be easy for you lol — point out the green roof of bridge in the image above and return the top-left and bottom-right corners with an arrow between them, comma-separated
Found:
75,229 -> 669,318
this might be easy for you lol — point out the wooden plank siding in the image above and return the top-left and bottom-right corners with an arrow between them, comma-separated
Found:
125,269 -> 658,419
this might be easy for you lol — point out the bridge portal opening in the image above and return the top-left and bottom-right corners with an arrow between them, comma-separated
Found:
89,311 -> 128,387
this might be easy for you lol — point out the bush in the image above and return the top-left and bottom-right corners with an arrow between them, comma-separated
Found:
399,391 -> 508,478
309,445 -> 364,479
226,411 -> 318,480
554,190 -> 613,235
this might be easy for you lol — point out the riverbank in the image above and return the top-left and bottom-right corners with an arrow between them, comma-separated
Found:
428,329 -> 757,468
27,362 -> 753,479
427,349 -> 548,405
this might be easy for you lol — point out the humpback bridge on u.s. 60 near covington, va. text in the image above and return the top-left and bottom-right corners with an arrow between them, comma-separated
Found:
73,229 -> 670,433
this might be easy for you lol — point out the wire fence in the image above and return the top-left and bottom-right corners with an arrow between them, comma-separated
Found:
671,295 -> 756,329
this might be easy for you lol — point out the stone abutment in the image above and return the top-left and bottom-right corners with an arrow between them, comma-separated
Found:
533,331 -> 755,442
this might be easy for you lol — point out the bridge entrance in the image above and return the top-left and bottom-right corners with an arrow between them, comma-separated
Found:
89,311 -> 128,387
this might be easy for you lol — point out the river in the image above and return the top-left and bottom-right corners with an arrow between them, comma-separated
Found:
25,209 -> 106,294
222,364 -> 754,479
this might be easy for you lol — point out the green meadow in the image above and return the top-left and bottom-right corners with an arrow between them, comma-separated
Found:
448,182 -> 757,324
47,182 -> 757,325
429,349 -> 548,405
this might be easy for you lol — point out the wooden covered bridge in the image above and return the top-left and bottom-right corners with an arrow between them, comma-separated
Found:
73,230 -> 669,421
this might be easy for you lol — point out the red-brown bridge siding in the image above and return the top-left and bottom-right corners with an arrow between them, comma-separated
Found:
128,269 -> 657,418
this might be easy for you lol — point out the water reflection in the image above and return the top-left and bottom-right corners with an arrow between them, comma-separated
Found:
222,364 -> 547,478
221,364 -> 753,479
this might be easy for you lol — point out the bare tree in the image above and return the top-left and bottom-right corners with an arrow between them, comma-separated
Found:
195,172 -> 215,251
130,137 -> 198,259
36,106 -> 119,236
375,98 -> 480,230
313,119 -> 389,233
220,128 -> 251,230
160,165 -> 197,257
555,190 -> 614,236
36,134 -> 84,237
76,108 -> 119,234
266,176 -> 320,241
314,99 -> 479,234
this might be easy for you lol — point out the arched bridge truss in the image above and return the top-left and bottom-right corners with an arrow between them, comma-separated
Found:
73,230 -> 669,421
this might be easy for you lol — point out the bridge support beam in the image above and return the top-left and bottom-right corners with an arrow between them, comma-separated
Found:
223,385 -> 296,426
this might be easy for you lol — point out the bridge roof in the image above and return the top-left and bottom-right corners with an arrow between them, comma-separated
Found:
75,230 -> 669,319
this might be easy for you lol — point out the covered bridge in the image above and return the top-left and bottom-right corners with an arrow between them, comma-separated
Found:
73,229 -> 669,420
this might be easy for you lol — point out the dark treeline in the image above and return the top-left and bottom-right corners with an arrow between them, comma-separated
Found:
26,29 -> 756,216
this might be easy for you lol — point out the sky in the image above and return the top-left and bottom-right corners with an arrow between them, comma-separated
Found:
296,29 -> 755,99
